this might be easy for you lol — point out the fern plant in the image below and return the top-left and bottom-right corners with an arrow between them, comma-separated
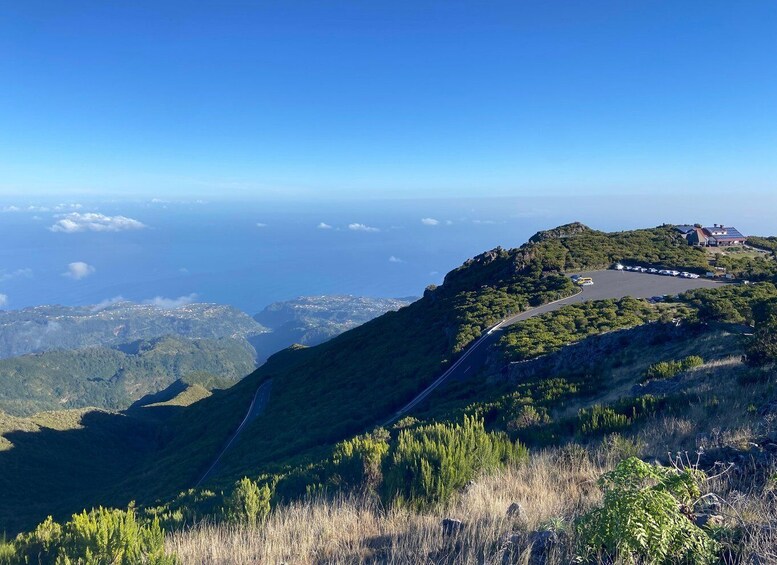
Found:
576,457 -> 719,564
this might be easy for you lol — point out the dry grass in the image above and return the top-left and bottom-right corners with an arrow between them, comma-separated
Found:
167,340 -> 777,564
167,450 -> 608,564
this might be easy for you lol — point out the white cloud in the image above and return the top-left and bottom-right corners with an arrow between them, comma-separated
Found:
90,296 -> 125,311
348,223 -> 380,233
388,256 -> 404,263
49,212 -> 147,233
256,222 -> 268,228
0,268 -> 33,282
421,218 -> 439,226
317,222 -> 333,230
63,262 -> 95,280
150,198 -> 169,204
472,219 -> 497,225
0,294 -> 7,307
53,203 -> 83,211
1,205 -> 20,213
143,293 -> 199,309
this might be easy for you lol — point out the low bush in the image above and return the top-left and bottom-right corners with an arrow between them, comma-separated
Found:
11,506 -> 176,564
643,355 -> 704,381
329,428 -> 390,492
383,415 -> 527,508
745,299 -> 777,366
577,396 -> 664,437
577,457 -> 719,564
499,297 -> 662,362
224,477 -> 272,527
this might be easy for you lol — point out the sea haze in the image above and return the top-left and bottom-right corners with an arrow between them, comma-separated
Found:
0,194 -> 774,313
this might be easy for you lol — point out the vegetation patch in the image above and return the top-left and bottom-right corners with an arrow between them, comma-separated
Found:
577,457 -> 719,564
643,355 -> 704,382
498,297 -> 673,361
9,506 -> 176,564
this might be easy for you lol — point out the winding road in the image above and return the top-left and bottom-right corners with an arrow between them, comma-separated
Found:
197,269 -> 722,484
381,269 -> 721,425
195,379 -> 273,487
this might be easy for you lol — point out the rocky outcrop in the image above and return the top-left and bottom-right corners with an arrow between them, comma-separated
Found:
528,222 -> 592,244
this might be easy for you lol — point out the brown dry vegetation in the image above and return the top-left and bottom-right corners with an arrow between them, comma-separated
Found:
167,446 -> 777,564
167,350 -> 777,564
167,450 -> 608,564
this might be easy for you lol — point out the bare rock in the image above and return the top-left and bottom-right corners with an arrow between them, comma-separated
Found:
441,518 -> 464,536
694,514 -> 725,528
506,502 -> 527,521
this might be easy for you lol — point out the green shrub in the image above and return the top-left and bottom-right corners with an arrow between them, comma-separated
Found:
499,297 -> 663,362
0,540 -> 14,565
577,396 -> 663,437
577,457 -> 719,564
644,356 -> 704,381
225,477 -> 272,527
578,406 -> 630,436
680,283 -> 777,324
329,428 -> 390,492
745,299 -> 777,366
13,506 -> 175,564
383,415 -> 527,508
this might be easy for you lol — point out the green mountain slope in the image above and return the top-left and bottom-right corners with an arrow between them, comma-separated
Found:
0,302 -> 268,360
0,222 -> 768,537
0,336 -> 256,416
251,295 -> 416,363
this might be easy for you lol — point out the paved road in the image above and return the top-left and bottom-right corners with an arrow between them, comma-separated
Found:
382,270 -> 722,425
195,379 -> 273,487
197,269 -> 723,483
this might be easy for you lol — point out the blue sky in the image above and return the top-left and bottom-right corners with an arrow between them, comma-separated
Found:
1,1 -> 776,200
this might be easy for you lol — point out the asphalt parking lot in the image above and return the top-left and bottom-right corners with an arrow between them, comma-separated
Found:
568,269 -> 722,303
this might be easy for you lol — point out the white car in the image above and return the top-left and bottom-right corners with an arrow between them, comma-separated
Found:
648,268 -> 659,274
669,270 -> 680,277
658,269 -> 670,275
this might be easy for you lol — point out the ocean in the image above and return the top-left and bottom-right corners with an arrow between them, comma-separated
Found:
0,194 -> 774,315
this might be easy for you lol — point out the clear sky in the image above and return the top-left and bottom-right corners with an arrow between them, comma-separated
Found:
1,1 -> 776,200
